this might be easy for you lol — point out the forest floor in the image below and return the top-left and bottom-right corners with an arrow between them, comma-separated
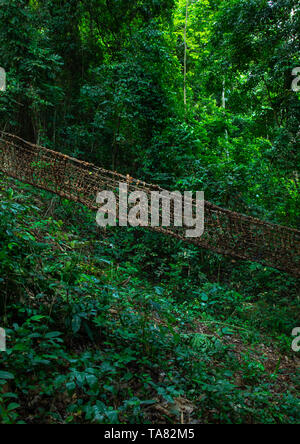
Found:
0,173 -> 299,424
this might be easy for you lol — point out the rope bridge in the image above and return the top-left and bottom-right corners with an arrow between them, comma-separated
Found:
0,132 -> 299,277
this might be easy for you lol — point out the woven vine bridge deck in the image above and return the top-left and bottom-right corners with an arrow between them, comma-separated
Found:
0,132 -> 299,277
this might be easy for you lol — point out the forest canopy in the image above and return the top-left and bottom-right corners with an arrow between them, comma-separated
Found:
0,0 -> 299,224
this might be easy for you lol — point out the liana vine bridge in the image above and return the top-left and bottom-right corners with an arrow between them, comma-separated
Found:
0,132 -> 299,277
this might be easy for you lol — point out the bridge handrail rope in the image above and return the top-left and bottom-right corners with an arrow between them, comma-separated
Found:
0,132 -> 299,277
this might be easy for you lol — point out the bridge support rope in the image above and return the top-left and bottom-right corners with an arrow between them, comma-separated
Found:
0,132 -> 299,277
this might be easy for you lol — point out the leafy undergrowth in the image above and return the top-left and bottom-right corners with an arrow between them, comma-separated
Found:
0,174 -> 299,424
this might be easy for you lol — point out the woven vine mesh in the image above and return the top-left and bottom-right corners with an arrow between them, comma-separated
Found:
0,132 -> 299,276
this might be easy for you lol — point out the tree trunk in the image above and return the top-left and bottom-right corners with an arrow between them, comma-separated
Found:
184,0 -> 189,110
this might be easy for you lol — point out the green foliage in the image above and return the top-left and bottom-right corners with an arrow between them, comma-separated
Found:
0,179 -> 299,424
0,0 -> 299,425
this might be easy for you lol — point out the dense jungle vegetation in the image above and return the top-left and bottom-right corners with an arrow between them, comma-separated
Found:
0,0 -> 299,424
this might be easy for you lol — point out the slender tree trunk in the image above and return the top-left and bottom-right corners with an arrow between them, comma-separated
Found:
184,0 -> 189,110
222,79 -> 226,109
222,79 -> 229,156
112,113 -> 121,171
